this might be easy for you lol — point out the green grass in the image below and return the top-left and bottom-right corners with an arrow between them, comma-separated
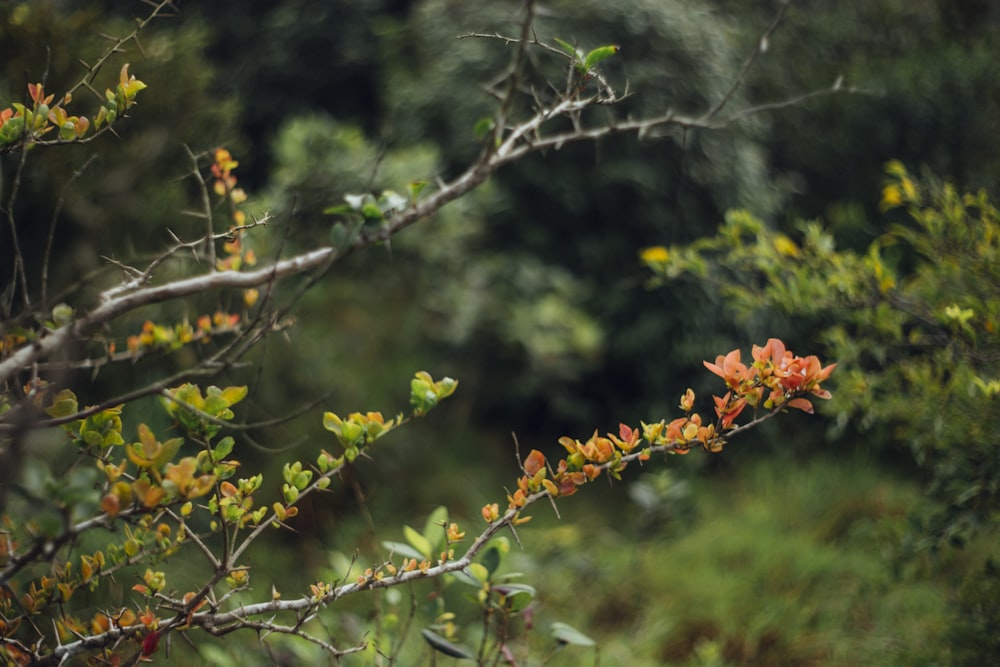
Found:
507,455 -> 956,666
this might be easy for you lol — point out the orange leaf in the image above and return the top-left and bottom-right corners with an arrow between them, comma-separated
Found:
787,397 -> 814,413
523,449 -> 545,476
100,493 -> 120,516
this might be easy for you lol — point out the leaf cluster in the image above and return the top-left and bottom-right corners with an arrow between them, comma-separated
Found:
643,162 -> 1000,549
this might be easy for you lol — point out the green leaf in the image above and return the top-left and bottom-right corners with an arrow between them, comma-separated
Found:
173,384 -> 204,411
203,393 -> 228,417
343,193 -> 371,210
553,37 -> 582,61
213,436 -> 235,461
496,583 -> 535,612
45,389 -> 78,419
51,303 -> 74,327
404,524 -> 433,559
423,505 -> 449,552
582,45 -> 620,72
410,376 -> 437,416
293,470 -> 312,490
322,412 -> 341,433
473,117 -> 495,141
339,421 -> 364,447
323,203 -> 355,215
381,540 -> 426,562
420,629 -> 475,660
361,202 -> 383,220
450,569 -> 480,587
462,563 -> 490,585
283,462 -> 303,485
481,544 -> 502,576
551,621 -> 596,647
407,180 -> 428,201
435,377 -> 459,400
378,190 -> 408,214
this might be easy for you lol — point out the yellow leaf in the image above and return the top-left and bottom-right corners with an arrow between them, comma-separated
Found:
772,234 -> 800,257
640,245 -> 669,264
220,385 -> 248,406
880,184 -> 903,212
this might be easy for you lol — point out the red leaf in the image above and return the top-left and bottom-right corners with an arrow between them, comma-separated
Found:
141,630 -> 160,656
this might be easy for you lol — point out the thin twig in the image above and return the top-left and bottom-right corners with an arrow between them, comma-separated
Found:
3,145 -> 32,311
701,1 -> 789,122
41,154 -> 98,304
183,144 -> 216,269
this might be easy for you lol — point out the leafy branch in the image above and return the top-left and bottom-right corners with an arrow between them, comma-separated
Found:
6,339 -> 833,665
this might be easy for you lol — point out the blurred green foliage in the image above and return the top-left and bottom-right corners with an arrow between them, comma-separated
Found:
715,0 -> 1000,228
645,165 -> 1000,551
511,456 -> 955,666
645,164 -> 1000,663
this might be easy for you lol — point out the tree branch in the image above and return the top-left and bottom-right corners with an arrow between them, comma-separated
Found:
0,247 -> 334,386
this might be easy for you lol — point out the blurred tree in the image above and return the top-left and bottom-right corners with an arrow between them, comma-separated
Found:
261,0 -> 789,432
185,0 -> 411,187
714,0 -> 1000,231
